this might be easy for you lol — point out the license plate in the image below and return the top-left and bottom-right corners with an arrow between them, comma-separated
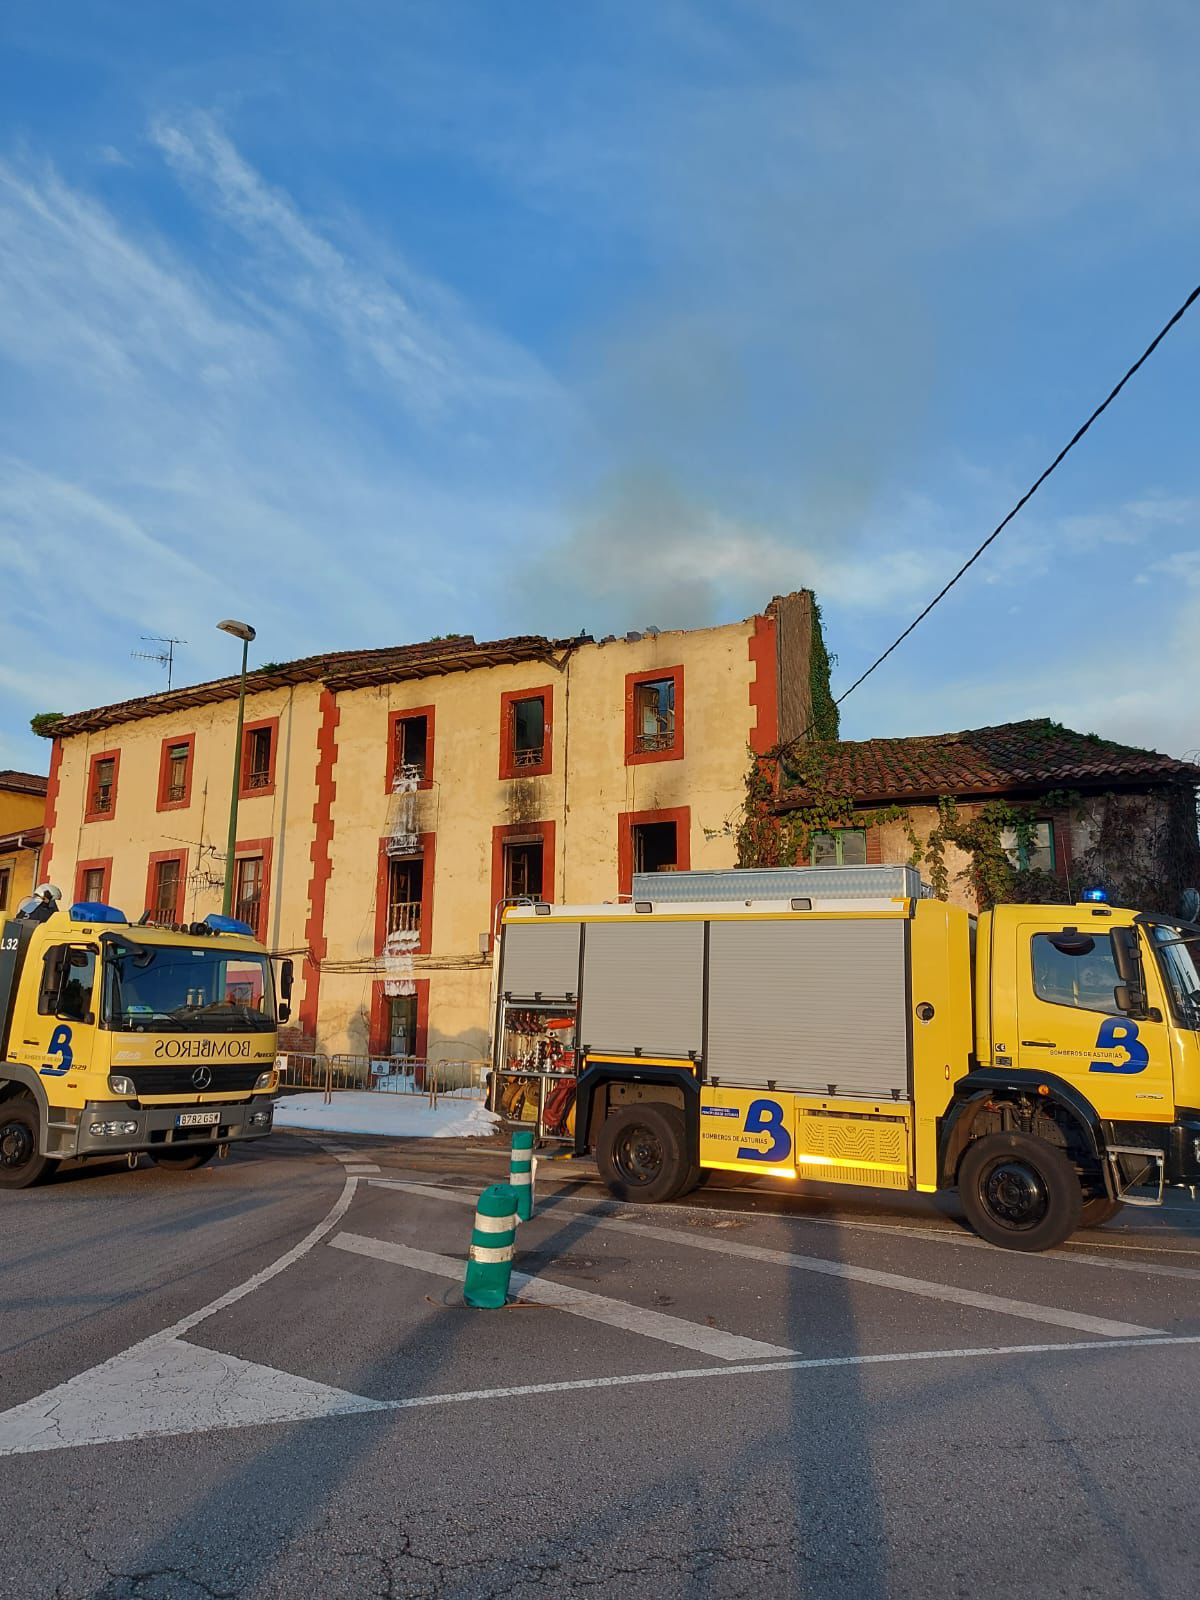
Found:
175,1111 -> 221,1128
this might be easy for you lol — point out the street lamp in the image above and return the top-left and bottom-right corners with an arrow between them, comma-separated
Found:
217,619 -> 257,917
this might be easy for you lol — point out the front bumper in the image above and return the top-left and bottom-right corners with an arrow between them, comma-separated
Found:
48,1099 -> 274,1160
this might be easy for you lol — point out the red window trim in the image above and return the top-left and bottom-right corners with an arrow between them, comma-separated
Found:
156,731 -> 197,812
144,849 -> 188,925
369,977 -> 430,1058
498,685 -> 554,780
490,819 -> 556,942
233,836 -> 274,943
74,857 -> 113,905
384,705 -> 436,794
84,748 -> 121,823
239,717 -> 279,800
374,833 -> 436,957
617,806 -> 691,898
624,666 -> 685,766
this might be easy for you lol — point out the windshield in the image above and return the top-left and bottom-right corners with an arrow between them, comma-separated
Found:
1148,924 -> 1200,1029
102,941 -> 275,1032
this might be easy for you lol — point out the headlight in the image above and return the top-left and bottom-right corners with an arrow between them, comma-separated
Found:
108,1075 -> 136,1096
254,1070 -> 277,1090
89,1121 -> 138,1137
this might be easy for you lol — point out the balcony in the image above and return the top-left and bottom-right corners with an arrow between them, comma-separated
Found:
387,901 -> 422,936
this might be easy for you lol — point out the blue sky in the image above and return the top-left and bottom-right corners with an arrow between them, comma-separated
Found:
2,1 -> 1199,775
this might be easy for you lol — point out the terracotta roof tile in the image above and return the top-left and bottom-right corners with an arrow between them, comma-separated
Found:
0,770 -> 48,795
778,719 -> 1200,805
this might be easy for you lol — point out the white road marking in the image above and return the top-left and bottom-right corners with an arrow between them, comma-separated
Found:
370,1180 -> 1160,1340
345,1164 -> 381,1175
329,1231 -> 796,1361
0,1338 -> 384,1457
8,1329 -> 1200,1456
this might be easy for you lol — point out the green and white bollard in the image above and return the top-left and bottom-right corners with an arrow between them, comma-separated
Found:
510,1127 -> 535,1222
463,1183 -> 518,1309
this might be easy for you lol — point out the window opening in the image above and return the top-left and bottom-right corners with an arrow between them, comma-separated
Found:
632,678 -> 676,754
386,994 -> 418,1057
151,858 -> 182,925
386,856 -> 424,935
80,867 -> 106,904
809,829 -> 867,867
234,856 -> 264,935
511,697 -> 546,768
39,946 -> 96,1020
1031,931 -> 1121,1013
503,839 -> 544,900
165,742 -> 190,803
0,866 -> 10,911
632,821 -> 678,875
1149,925 -> 1200,1029
245,727 -> 273,790
91,758 -> 116,815
392,715 -> 428,786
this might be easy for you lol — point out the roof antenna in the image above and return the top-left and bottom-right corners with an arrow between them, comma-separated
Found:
131,634 -> 186,690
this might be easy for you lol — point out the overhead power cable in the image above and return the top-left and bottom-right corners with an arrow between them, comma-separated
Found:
801,281 -> 1200,743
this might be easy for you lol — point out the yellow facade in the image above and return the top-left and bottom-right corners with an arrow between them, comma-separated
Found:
41,598 -> 813,1065
0,774 -> 48,916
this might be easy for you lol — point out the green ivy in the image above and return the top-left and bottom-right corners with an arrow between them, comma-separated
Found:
30,712 -> 64,738
807,597 -> 839,743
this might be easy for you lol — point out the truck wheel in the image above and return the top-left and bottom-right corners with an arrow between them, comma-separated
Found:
1078,1195 -> 1123,1229
596,1105 -> 691,1204
0,1102 -> 58,1190
958,1132 -> 1081,1252
149,1144 -> 217,1171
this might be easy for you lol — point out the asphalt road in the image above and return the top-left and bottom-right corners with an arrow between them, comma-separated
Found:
1,1131 -> 1198,1600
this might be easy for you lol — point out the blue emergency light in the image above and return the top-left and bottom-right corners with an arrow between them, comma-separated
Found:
69,901 -> 128,924
1082,887 -> 1108,903
204,912 -> 256,937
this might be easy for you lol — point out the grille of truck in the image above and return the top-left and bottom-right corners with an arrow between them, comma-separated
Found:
122,1065 -> 263,1096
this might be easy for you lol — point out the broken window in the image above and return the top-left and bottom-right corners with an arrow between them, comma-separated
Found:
1000,820 -> 1055,873
387,856 -> 424,936
510,696 -> 546,768
164,742 -> 190,804
631,820 -> 679,875
809,829 -> 868,867
392,714 -> 429,786
151,857 -> 182,924
90,757 -> 116,815
633,678 -> 676,754
234,855 -> 264,935
244,727 -> 273,791
503,838 -> 544,900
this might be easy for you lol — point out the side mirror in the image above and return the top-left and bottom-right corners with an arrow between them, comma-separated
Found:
277,1001 -> 291,1024
1112,929 -> 1148,1017
279,959 -> 294,1002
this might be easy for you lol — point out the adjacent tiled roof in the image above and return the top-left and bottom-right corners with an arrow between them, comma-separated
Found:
0,825 -> 45,851
38,635 -> 577,738
778,719 -> 1200,806
0,770 -> 48,796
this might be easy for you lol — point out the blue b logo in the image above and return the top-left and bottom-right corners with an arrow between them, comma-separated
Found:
737,1098 -> 792,1162
41,1024 -> 73,1077
1089,1017 -> 1149,1076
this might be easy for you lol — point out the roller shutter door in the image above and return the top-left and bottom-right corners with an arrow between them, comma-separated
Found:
706,919 -> 909,1098
500,921 -> 582,1000
579,921 -> 704,1058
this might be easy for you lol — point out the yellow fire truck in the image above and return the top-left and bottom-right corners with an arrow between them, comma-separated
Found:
492,867 -> 1200,1251
0,890 -> 288,1188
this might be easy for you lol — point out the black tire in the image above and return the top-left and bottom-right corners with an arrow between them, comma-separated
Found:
1078,1195 -> 1123,1229
0,1101 -> 58,1190
958,1132 -> 1082,1252
596,1105 -> 691,1204
149,1144 -> 217,1171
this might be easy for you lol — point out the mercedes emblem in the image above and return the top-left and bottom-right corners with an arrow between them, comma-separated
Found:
191,1066 -> 213,1091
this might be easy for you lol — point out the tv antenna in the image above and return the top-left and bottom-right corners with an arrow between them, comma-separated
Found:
131,634 -> 187,690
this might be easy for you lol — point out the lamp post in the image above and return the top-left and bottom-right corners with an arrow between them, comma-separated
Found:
217,619 -> 256,917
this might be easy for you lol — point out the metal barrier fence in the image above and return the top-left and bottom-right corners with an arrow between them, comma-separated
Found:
276,1052 -> 487,1107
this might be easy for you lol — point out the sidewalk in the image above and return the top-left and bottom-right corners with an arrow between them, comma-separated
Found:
273,1090 -> 500,1140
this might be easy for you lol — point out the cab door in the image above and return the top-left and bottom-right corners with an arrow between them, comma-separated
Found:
8,940 -> 100,1087
1014,919 -> 1174,1122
